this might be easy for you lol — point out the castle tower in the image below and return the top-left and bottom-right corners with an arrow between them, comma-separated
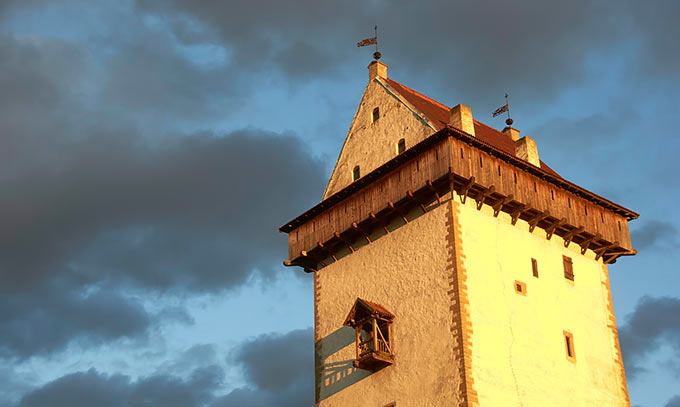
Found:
279,60 -> 638,406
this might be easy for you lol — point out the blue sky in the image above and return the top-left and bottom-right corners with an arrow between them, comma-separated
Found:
0,1 -> 678,406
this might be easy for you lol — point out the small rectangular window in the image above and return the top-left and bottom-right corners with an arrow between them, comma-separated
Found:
531,258 -> 539,278
460,148 -> 464,158
533,182 -> 537,192
564,331 -> 576,361
397,138 -> 405,154
514,172 -> 517,183
585,206 -> 588,216
497,165 -> 501,176
601,212 -> 604,223
435,148 -> 439,160
568,197 -> 571,208
353,166 -> 361,181
514,280 -> 527,296
618,221 -> 621,231
551,190 -> 554,200
563,256 -> 574,281
372,107 -> 380,123
479,156 -> 483,167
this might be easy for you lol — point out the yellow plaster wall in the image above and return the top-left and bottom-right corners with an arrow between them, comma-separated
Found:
323,78 -> 435,199
455,198 -> 630,406
315,202 -> 464,407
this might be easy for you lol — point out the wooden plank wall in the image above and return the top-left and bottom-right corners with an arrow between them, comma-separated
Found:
288,136 -> 632,259
289,139 -> 451,259
449,138 -> 631,249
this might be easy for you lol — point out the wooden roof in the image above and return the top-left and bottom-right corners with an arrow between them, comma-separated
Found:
384,77 -> 561,177
343,298 -> 395,327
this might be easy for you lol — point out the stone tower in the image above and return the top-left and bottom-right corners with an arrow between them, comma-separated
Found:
279,60 -> 638,407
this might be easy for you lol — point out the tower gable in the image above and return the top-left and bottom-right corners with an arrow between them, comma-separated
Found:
323,77 -> 437,199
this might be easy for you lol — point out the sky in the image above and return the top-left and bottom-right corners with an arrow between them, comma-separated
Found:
0,0 -> 678,406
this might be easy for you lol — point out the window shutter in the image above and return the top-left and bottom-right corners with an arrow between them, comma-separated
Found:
563,256 -> 574,281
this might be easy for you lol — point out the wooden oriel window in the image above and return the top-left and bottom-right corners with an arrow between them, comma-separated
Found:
531,258 -> 539,278
563,255 -> 574,281
353,166 -> 361,182
344,298 -> 395,372
564,331 -> 576,361
372,107 -> 380,123
397,138 -> 406,154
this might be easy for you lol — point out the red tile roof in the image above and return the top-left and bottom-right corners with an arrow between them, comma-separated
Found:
384,77 -> 561,177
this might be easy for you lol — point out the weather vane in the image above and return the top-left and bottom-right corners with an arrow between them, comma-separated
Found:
357,25 -> 380,60
493,93 -> 513,126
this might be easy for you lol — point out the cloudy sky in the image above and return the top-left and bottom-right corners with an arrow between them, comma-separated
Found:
0,0 -> 678,406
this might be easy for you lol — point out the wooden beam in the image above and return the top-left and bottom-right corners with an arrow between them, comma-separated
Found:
527,210 -> 550,233
458,176 -> 475,204
562,226 -> 585,248
545,218 -> 567,240
492,194 -> 514,217
475,185 -> 496,210
579,233 -> 601,255
510,203 -> 529,225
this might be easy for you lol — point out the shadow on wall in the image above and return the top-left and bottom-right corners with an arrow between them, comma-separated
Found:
316,326 -> 372,403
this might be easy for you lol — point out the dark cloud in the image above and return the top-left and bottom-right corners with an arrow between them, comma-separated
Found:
134,0 -> 680,107
631,220 -> 678,251
17,366 -> 223,407
0,20 -> 325,360
217,328 -> 314,406
15,329 -> 313,407
666,395 -> 680,407
619,296 -> 680,379
0,284 -> 151,359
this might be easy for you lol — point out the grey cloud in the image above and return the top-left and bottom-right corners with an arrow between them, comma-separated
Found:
0,285 -> 151,359
618,296 -> 680,379
216,328 -> 314,406
0,24 -> 325,360
134,0 -> 680,107
17,366 -> 223,407
631,220 -> 678,251
666,395 -> 680,407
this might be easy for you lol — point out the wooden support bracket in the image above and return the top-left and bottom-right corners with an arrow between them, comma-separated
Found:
370,212 -> 390,234
459,176 -> 475,204
388,201 -> 408,224
528,210 -> 550,233
316,241 -> 337,263
603,249 -> 637,264
492,194 -> 514,217
510,204 -> 529,225
334,231 -> 355,253
352,222 -> 371,244
426,180 -> 441,205
475,185 -> 496,210
545,218 -> 567,240
594,242 -> 617,261
563,226 -> 585,248
579,233 -> 601,255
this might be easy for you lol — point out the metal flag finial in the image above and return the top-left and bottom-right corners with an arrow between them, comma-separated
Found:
492,93 -> 513,126
357,26 -> 380,60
